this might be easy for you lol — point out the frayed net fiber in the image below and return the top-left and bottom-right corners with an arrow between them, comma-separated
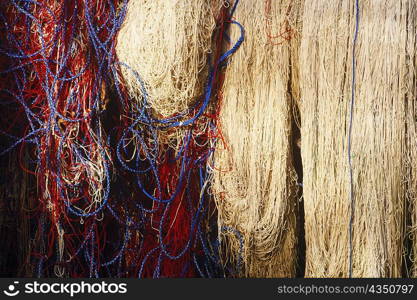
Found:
212,0 -> 302,277
115,0 -> 222,118
405,2 -> 417,278
300,0 -> 411,277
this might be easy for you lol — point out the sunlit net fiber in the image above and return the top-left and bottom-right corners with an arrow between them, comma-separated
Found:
404,1 -> 417,278
112,1 -> 243,277
300,0 -> 409,277
212,0 -> 302,277
0,0 -> 127,277
115,0 -> 223,120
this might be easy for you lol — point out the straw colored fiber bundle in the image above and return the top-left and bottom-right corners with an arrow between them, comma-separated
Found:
405,3 -> 417,278
213,0 -> 302,277
300,0 -> 411,277
116,0 -> 223,119
0,154 -> 33,276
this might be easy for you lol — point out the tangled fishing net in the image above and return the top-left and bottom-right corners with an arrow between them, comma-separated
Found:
2,0 -> 417,279
212,0 -> 302,277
